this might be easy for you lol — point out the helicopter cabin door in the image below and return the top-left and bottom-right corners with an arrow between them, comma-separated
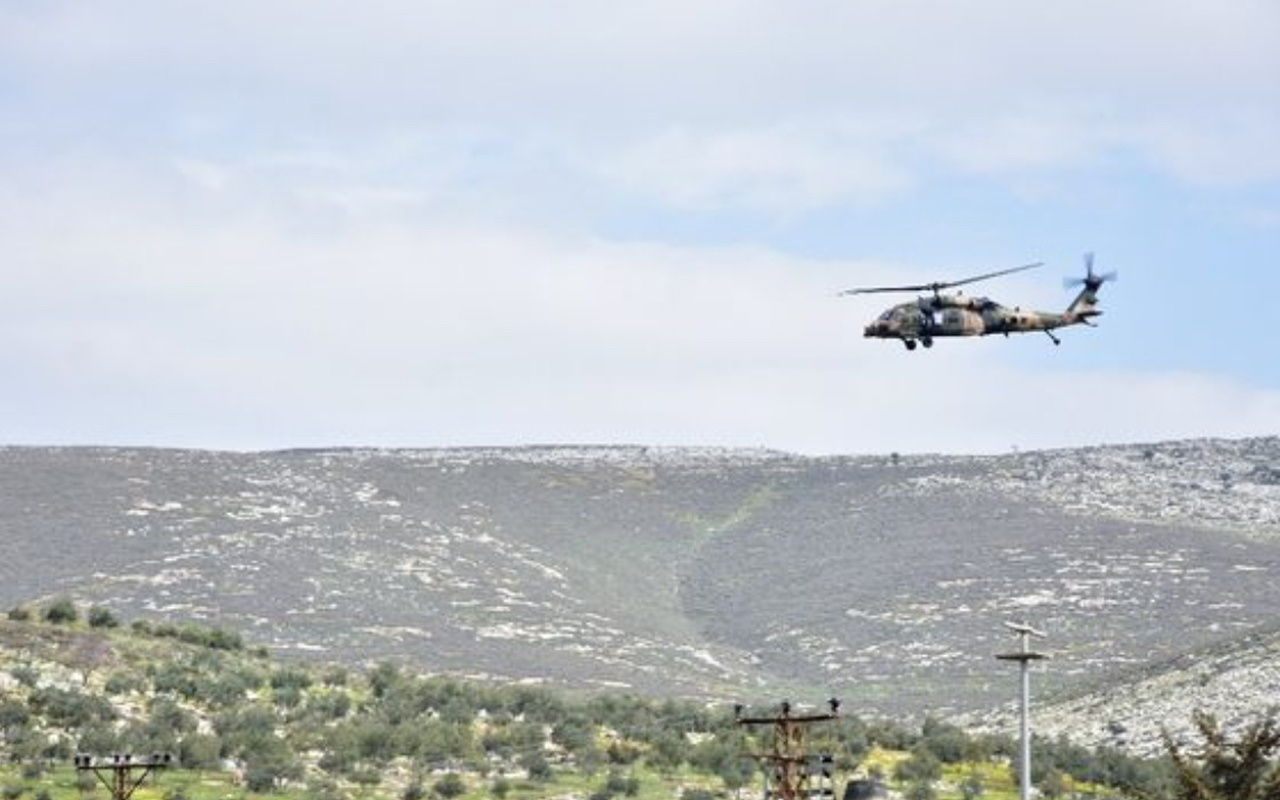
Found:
939,307 -> 981,336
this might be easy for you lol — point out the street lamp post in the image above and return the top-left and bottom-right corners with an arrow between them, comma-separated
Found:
996,622 -> 1048,800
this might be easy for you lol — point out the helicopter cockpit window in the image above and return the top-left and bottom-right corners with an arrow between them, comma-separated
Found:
878,310 -> 895,321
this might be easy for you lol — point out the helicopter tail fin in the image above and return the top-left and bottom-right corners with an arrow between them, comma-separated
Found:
1063,252 -> 1115,322
1065,287 -> 1102,321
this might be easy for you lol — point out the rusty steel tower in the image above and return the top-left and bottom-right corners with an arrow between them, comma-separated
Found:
74,753 -> 172,800
736,699 -> 840,800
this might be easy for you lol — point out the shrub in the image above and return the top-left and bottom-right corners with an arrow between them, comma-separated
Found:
606,740 -> 642,765
603,771 -> 641,797
150,663 -> 198,698
322,666 -> 348,687
1165,711 -> 1280,800
77,723 -> 120,756
29,687 -> 115,728
905,782 -> 936,800
305,779 -> 346,800
894,748 -> 942,785
919,717 -> 968,763
0,699 -> 30,731
9,666 -> 38,688
42,597 -> 78,625
178,733 -> 223,769
205,626 -> 244,651
170,623 -> 242,650
271,684 -> 304,710
104,671 -> 141,695
521,751 -> 552,782
307,690 -> 351,720
87,606 -> 119,629
216,705 -> 281,757
647,732 -> 685,773
1035,768 -> 1069,799
148,697 -> 196,736
401,782 -> 426,800
270,667 -> 313,692
350,767 -> 382,788
7,606 -> 32,622
197,672 -> 251,709
367,662 -> 402,699
433,773 -> 466,799
551,716 -> 594,753
243,743 -> 302,794
960,771 -> 984,800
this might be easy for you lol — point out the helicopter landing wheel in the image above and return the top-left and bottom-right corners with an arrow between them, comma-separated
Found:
922,338 -> 933,349
904,340 -> 917,351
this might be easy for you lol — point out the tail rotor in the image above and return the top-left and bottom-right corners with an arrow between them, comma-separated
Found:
1064,252 -> 1117,291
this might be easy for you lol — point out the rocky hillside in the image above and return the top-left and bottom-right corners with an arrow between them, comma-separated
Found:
1,438 -> 1278,751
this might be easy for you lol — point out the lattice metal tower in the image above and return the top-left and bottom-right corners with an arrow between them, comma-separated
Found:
736,699 -> 840,800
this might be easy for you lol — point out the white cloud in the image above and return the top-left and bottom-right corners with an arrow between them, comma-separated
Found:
595,123 -> 914,214
4,0 -> 1278,193
1,158 -> 1275,454
1127,114 -> 1280,186
172,158 -> 231,192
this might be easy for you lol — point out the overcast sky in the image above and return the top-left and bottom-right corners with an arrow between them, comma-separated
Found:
2,1 -> 1278,455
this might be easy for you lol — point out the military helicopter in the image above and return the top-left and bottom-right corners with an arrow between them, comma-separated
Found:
840,253 -> 1116,350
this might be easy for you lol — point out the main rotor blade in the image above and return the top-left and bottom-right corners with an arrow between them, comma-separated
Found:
838,261 -> 1042,297
838,284 -> 935,296
943,262 -> 1043,291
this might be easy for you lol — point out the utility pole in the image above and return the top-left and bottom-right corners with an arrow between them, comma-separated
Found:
996,622 -> 1047,800
736,699 -> 840,800
74,753 -> 172,800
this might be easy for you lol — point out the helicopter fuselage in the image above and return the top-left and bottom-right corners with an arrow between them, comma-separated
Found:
843,255 -> 1111,350
864,293 -> 1093,350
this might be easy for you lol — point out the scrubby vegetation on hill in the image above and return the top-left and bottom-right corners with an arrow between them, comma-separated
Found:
0,602 -> 1185,800
1163,712 -> 1280,800
4,441 -> 1280,740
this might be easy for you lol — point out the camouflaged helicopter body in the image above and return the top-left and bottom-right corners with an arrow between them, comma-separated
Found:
866,286 -> 1099,339
852,256 -> 1112,350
